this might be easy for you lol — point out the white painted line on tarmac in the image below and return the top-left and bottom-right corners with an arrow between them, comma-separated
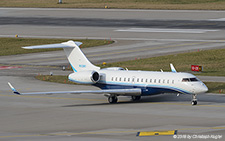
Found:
207,18 -> 225,21
116,28 -> 219,33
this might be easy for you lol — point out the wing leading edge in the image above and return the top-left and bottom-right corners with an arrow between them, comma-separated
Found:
8,82 -> 141,96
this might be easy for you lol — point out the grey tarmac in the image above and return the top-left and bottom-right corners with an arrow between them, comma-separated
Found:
0,8 -> 225,141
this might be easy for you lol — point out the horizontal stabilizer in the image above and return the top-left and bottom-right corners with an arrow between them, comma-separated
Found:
22,40 -> 99,72
22,40 -> 82,49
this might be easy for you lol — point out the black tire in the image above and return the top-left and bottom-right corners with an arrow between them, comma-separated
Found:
131,96 -> 141,101
192,101 -> 197,105
113,96 -> 118,103
108,96 -> 118,104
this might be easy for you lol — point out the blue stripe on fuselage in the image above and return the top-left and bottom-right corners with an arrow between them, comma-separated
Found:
94,81 -> 191,95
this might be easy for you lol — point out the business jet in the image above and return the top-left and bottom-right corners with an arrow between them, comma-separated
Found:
8,40 -> 208,105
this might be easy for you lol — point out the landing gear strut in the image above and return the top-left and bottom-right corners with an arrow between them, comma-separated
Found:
108,95 -> 118,104
191,94 -> 197,106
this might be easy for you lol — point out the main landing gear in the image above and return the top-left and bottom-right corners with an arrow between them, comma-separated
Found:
131,96 -> 141,101
108,95 -> 118,104
107,95 -> 142,104
191,94 -> 197,106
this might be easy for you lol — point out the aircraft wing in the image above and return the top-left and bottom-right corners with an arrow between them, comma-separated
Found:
8,82 -> 141,96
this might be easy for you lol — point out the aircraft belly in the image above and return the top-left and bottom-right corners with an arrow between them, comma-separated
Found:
94,83 -> 181,96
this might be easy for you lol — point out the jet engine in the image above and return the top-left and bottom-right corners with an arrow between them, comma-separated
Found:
68,70 -> 100,84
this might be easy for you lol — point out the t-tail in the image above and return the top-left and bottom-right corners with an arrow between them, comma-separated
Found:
23,40 -> 100,72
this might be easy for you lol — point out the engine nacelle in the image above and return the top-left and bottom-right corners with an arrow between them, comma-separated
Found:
68,71 -> 100,84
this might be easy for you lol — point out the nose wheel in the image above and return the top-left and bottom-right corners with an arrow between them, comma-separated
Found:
191,100 -> 197,105
191,94 -> 197,106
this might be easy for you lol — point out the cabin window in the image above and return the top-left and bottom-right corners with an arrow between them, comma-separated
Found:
163,79 -> 165,83
154,79 -> 156,83
115,77 -> 117,81
167,80 -> 169,84
124,78 -> 126,81
137,78 -> 139,82
146,79 -> 148,83
172,80 -> 174,84
141,78 -> 143,82
119,78 -> 122,81
158,79 -> 161,83
150,79 -> 152,83
111,77 -> 113,81
128,78 -> 130,82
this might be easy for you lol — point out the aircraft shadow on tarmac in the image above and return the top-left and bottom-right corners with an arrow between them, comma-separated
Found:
62,94 -> 190,107
62,93 -> 225,107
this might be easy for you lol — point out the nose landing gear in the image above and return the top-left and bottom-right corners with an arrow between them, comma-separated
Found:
191,94 -> 197,106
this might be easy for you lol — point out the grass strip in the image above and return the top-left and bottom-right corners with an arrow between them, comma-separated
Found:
99,48 -> 225,77
204,82 -> 225,94
23,45 -> 225,77
0,38 -> 113,56
0,0 -> 225,10
35,75 -> 77,85
35,75 -> 225,94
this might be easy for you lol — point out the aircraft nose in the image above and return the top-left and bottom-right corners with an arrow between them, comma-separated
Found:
194,82 -> 208,94
201,83 -> 208,93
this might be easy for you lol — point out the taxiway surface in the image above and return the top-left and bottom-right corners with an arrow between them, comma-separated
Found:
1,8 -> 225,66
0,8 -> 225,140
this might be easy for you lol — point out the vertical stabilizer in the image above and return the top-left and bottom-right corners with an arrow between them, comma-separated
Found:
62,41 -> 100,72
22,40 -> 100,72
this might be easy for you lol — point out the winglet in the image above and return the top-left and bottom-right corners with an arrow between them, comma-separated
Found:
8,82 -> 20,95
170,63 -> 177,73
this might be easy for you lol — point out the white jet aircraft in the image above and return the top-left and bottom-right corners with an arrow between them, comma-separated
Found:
8,40 -> 208,105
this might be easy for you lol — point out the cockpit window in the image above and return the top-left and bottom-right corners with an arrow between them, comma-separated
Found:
190,78 -> 198,81
182,78 -> 199,82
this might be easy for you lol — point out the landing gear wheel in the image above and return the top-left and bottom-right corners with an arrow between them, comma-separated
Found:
191,94 -> 198,106
108,96 -> 118,104
131,96 -> 141,101
191,100 -> 197,106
